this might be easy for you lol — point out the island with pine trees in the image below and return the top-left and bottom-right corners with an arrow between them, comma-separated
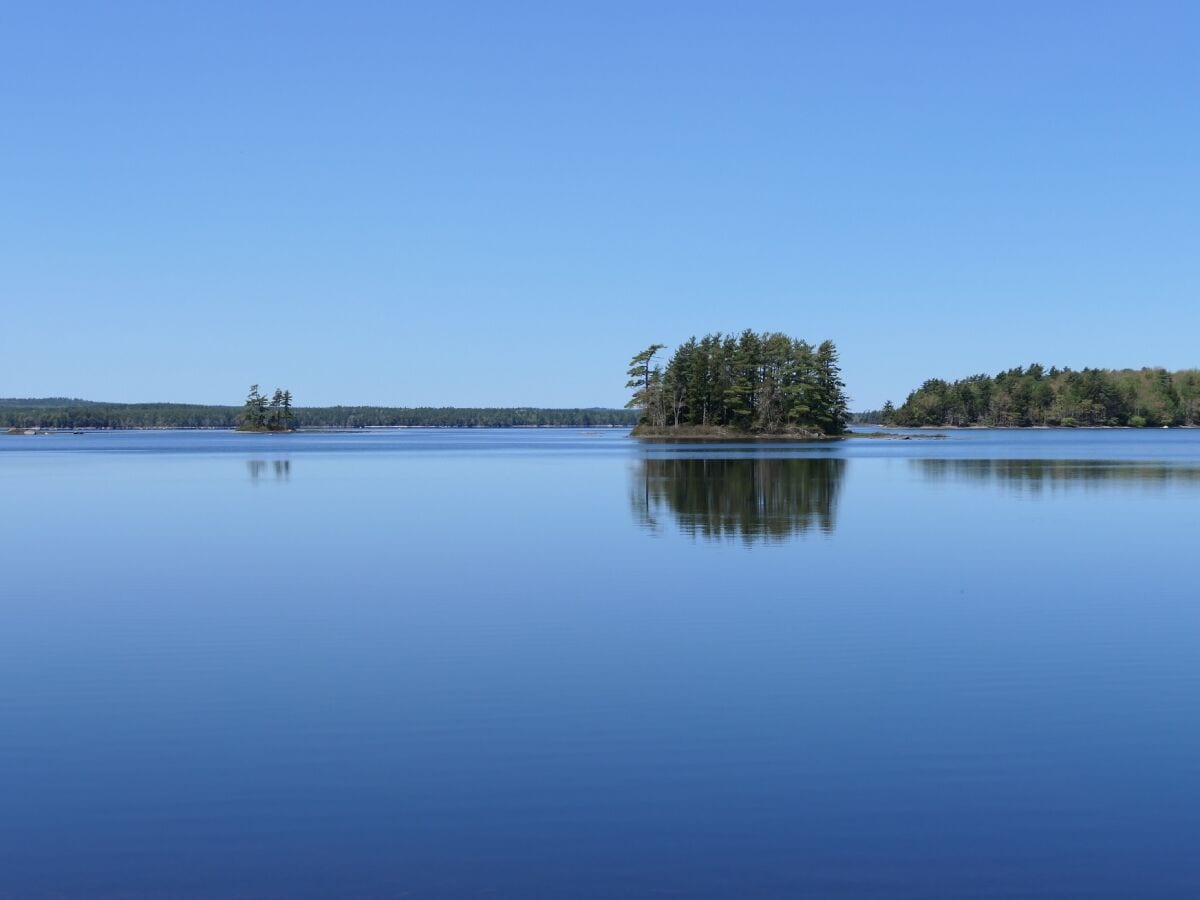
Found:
625,331 -> 850,439
236,385 -> 296,432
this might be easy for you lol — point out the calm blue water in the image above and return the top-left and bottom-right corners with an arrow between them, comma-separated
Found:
3,428 -> 1199,898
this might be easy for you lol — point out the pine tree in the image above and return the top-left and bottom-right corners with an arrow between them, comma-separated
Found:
813,341 -> 848,435
625,344 -> 666,421
239,384 -> 269,429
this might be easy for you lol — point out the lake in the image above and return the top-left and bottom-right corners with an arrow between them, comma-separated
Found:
2,428 -> 1199,898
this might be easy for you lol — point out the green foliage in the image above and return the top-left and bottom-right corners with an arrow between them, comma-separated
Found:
626,331 -> 849,435
892,366 -> 1200,428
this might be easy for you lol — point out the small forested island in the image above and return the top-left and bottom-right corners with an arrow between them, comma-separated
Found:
236,385 -> 296,432
883,365 -> 1200,427
625,331 -> 849,438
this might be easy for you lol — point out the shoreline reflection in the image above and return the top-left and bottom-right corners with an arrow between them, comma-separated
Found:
914,458 -> 1200,492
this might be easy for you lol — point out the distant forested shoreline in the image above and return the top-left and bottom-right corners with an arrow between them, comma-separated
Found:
1,399 -> 638,430
884,366 -> 1200,428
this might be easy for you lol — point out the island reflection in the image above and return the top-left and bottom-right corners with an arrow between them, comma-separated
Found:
914,458 -> 1200,492
631,457 -> 843,541
247,459 -> 291,481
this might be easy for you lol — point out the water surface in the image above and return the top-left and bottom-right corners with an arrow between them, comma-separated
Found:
3,429 -> 1199,898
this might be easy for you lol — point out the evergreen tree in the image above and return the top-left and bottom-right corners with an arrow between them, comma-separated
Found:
625,344 -> 666,422
239,385 -> 268,429
813,341 -> 848,435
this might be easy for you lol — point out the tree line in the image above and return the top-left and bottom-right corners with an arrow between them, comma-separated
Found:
2,400 -> 638,430
626,331 -> 849,435
288,406 -> 635,428
886,365 -> 1200,427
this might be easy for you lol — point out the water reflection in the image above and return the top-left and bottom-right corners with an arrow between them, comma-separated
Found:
915,458 -> 1200,492
247,459 -> 292,481
631,457 -> 843,541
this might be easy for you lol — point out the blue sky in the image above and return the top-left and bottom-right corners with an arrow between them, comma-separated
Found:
2,1 -> 1197,408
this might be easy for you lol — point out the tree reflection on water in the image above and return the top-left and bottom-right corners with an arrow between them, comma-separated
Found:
631,456 -> 843,541
247,459 -> 291,481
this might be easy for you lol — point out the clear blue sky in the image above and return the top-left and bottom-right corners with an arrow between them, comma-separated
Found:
3,1 -> 1197,409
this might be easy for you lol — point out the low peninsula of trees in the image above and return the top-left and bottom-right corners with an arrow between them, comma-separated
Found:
237,385 -> 296,432
847,408 -> 889,425
626,331 -> 849,437
886,365 -> 1200,428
